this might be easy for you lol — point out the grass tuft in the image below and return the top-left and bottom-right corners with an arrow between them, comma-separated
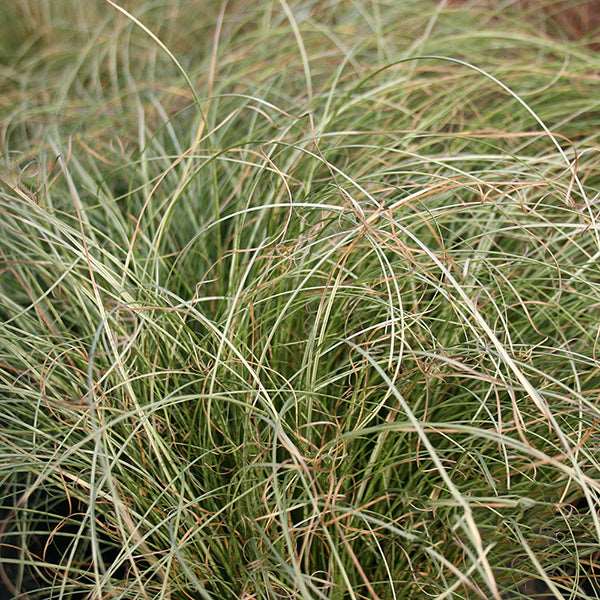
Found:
1,1 -> 599,598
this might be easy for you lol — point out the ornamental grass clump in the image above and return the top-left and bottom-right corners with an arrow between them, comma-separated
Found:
0,1 -> 599,598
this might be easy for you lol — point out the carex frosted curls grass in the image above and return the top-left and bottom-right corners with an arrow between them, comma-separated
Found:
1,1 -> 599,598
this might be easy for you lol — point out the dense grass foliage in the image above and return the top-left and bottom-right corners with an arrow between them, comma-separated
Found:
1,1 -> 599,598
